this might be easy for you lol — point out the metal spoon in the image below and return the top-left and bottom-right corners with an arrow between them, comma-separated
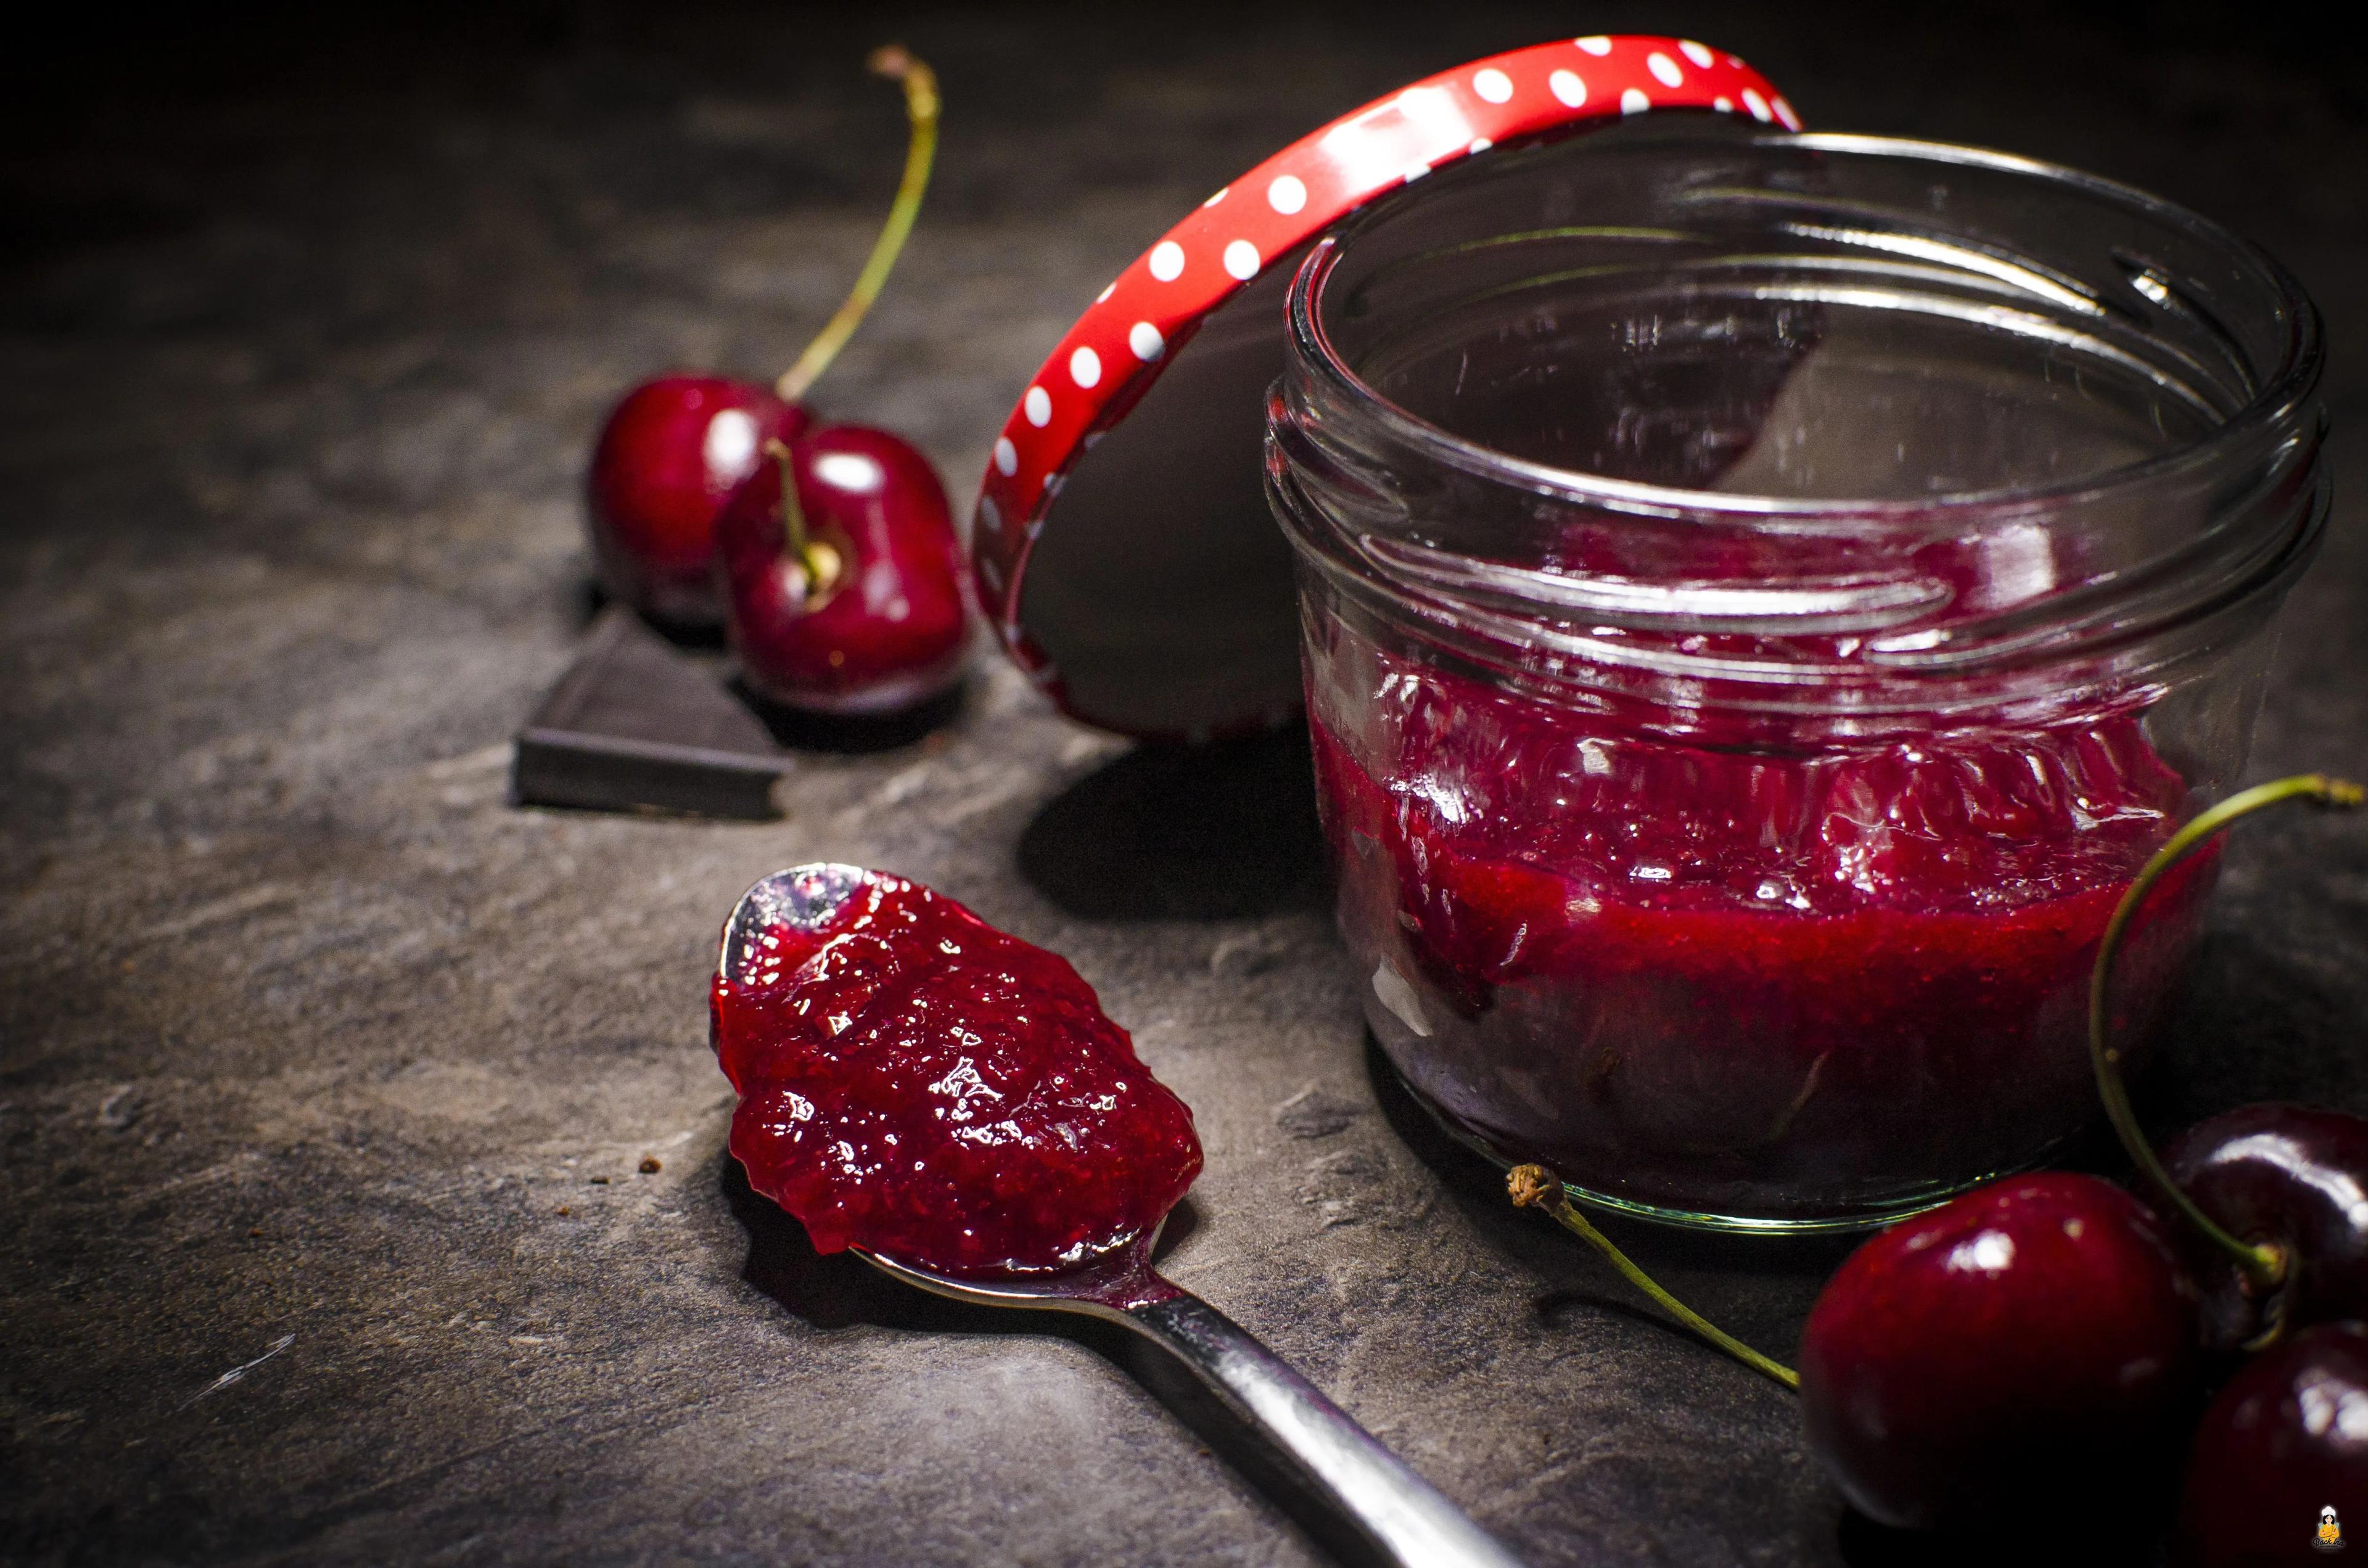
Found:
722,866 -> 1526,1568
858,1233 -> 1526,1568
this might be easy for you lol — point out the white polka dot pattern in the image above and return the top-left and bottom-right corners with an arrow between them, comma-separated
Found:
969,35 -> 1799,733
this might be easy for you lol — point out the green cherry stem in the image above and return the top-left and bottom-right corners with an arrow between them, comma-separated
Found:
775,45 -> 940,404
761,439 -> 813,558
1508,1165 -> 1799,1390
760,438 -> 841,597
2089,772 -> 2366,1291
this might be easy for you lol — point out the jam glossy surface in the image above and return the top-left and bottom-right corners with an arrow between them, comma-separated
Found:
713,869 -> 1202,1275
1310,645 -> 2213,1221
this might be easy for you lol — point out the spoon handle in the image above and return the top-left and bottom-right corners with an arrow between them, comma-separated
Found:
1125,1289 -> 1528,1568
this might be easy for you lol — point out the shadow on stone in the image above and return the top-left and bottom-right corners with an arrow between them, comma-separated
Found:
725,1152 -> 998,1335
1019,725 -> 1330,921
721,1152 -> 1394,1567
567,575 -> 607,634
575,578 -> 733,651
1836,1503 -> 2158,1567
728,673 -> 969,755
1363,1028 -> 1848,1387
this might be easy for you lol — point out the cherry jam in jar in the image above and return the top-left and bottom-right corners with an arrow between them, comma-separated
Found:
1267,120 -> 2328,1230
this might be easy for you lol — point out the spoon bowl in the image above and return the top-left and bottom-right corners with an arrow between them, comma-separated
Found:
857,1226 -> 1173,1316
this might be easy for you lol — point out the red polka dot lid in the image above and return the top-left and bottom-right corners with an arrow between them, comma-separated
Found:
972,36 -> 1799,740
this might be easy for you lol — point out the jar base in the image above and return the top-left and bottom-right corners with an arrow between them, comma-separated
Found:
1385,1059 -> 2066,1236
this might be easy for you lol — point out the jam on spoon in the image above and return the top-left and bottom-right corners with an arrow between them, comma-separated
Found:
712,865 -> 1526,1568
712,864 -> 1201,1277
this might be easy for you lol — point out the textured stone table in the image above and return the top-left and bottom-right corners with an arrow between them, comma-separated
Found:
5,6 -> 2364,1564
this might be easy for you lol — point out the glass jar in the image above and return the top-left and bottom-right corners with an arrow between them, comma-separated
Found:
1266,120 -> 2328,1231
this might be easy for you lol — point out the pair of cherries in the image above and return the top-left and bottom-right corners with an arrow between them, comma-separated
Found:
586,47 -> 969,715
1802,1136 -> 2368,1557
1796,777 -> 2368,1559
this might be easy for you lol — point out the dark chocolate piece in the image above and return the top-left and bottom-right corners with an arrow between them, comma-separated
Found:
512,607 -> 791,819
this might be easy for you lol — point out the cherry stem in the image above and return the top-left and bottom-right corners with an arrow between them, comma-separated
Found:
2089,773 -> 2366,1291
775,45 -> 939,404
762,437 -> 815,564
1508,1165 -> 1799,1390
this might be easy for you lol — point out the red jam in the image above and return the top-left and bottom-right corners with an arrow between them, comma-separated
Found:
1311,651 -> 2215,1221
712,869 -> 1202,1275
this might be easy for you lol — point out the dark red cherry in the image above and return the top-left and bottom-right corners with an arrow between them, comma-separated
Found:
2176,1321 -> 2368,1566
586,375 -> 806,626
2156,1104 -> 2368,1353
715,425 -> 969,713
1799,1172 -> 2201,1531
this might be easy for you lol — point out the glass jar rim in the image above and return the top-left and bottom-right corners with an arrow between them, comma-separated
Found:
1286,129 -> 2324,527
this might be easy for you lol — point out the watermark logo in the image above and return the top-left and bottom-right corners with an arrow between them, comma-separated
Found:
2318,1506 -> 2346,1553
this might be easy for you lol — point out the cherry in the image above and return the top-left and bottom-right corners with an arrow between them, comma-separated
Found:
587,377 -> 806,626
1797,1173 -> 2200,1531
715,428 -> 969,713
2157,1104 -> 2368,1353
2174,1321 -> 2368,1566
582,46 -> 939,636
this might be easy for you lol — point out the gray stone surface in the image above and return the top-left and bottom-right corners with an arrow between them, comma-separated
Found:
4,6 -> 2364,1565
